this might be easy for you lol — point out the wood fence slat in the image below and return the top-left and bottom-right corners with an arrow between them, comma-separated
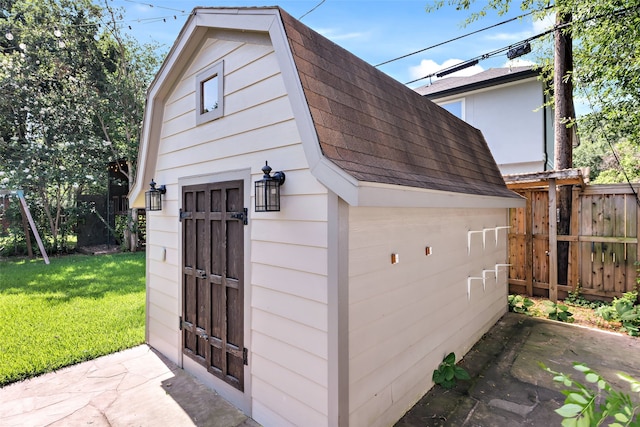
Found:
525,191 -> 533,295
508,184 -> 639,301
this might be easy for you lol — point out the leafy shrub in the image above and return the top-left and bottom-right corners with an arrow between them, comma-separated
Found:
596,292 -> 640,337
432,352 -> 470,389
544,301 -> 575,323
565,286 -> 607,310
542,362 -> 640,426
508,294 -> 534,315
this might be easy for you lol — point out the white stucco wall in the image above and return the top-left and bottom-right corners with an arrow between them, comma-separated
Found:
145,31 -> 331,426
435,79 -> 547,175
347,207 -> 509,427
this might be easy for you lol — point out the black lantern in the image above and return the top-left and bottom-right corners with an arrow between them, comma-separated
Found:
255,161 -> 285,212
145,179 -> 166,211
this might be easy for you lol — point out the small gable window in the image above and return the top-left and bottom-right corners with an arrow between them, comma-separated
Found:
196,61 -> 224,125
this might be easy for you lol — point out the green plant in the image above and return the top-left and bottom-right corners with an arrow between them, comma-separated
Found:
508,294 -> 535,314
432,352 -> 470,389
596,292 -> 640,337
542,362 -> 640,427
565,285 -> 607,310
545,301 -> 575,323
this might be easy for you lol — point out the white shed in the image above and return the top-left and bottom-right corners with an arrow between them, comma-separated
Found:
129,7 -> 524,427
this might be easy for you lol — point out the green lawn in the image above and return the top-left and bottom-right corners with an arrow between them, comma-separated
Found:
0,252 -> 146,386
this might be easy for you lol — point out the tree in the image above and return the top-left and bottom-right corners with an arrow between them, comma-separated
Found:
0,0 -> 161,252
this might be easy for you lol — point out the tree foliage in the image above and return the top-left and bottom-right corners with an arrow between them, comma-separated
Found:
428,0 -> 640,183
0,0 -> 161,250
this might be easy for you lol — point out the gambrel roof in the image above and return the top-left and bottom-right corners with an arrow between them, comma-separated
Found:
279,9 -> 518,200
130,7 -> 522,208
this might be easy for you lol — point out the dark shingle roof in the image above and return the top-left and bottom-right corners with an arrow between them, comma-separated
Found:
279,9 -> 518,199
416,66 -> 537,98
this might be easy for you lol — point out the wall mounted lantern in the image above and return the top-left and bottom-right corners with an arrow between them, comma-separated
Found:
145,179 -> 166,211
255,161 -> 285,212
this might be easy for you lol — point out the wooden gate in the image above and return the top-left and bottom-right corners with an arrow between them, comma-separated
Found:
181,181 -> 247,391
508,180 -> 639,301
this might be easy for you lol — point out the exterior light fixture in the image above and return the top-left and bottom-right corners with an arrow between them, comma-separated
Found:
255,161 -> 285,212
145,179 -> 166,211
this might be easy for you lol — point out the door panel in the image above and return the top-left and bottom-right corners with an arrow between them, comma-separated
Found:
182,181 -> 245,391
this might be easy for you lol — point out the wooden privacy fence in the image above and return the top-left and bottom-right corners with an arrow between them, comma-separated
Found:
506,172 -> 639,301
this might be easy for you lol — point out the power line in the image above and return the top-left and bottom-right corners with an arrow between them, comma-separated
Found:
375,6 -> 551,68
405,4 -> 640,86
299,0 -> 327,21
123,0 -> 185,14
404,29 -> 551,85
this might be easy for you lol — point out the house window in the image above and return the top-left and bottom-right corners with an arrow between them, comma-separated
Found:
439,99 -> 464,120
196,61 -> 224,125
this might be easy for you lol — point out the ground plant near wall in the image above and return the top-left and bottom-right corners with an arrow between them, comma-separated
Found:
542,362 -> 640,426
432,352 -> 470,389
510,294 -> 626,333
565,286 -> 608,310
508,294 -> 535,315
545,301 -> 575,323
596,292 -> 640,337
0,252 -> 145,386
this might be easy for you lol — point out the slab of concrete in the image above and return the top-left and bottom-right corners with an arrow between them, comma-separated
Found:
396,313 -> 640,427
0,345 -> 260,427
3,314 -> 638,427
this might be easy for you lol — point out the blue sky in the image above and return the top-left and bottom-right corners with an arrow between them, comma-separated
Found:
110,0 -> 553,88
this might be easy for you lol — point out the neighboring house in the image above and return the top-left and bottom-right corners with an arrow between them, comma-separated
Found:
416,67 -> 554,175
129,7 -> 523,427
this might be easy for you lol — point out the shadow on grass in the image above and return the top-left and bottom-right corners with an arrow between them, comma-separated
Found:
0,252 -> 145,301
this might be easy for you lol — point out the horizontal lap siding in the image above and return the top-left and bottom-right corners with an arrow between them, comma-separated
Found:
146,34 -> 329,426
348,207 -> 508,427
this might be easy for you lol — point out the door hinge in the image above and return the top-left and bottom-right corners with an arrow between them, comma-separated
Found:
231,208 -> 248,225
179,209 -> 192,222
243,348 -> 249,366
179,316 -> 183,330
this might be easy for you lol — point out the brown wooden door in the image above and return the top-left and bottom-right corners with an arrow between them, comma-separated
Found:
181,181 -> 246,391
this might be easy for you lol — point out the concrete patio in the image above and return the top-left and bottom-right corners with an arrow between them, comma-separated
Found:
2,313 -> 639,426
0,345 -> 259,427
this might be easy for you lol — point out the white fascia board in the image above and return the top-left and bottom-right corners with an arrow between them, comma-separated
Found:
431,76 -> 540,104
356,182 -> 526,208
129,9 -> 278,208
268,10 -> 360,206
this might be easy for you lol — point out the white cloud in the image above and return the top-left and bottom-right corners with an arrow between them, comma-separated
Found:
409,58 -> 484,81
485,31 -> 533,42
533,13 -> 555,34
316,28 -> 369,41
502,58 -> 537,68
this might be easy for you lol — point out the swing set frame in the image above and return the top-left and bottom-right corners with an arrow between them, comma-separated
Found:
0,189 -> 50,264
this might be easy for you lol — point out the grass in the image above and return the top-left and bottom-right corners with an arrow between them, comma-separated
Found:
0,252 -> 145,386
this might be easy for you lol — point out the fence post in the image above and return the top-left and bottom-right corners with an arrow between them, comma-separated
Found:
549,179 -> 558,302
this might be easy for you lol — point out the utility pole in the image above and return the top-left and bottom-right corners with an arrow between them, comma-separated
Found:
554,10 -> 575,287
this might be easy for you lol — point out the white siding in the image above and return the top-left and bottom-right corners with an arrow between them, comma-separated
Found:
145,33 -> 330,426
348,207 -> 509,427
436,79 -> 546,174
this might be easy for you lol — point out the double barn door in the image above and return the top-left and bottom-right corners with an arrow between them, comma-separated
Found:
181,181 -> 246,391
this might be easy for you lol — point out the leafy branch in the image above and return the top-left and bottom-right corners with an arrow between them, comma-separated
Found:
541,362 -> 640,426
